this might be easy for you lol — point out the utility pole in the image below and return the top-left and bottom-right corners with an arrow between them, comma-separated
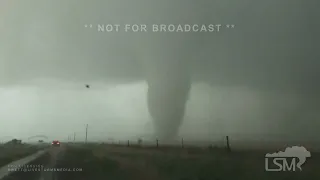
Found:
85,124 -> 88,144
73,132 -> 76,142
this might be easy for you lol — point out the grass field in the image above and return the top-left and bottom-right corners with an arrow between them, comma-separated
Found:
56,144 -> 320,180
0,144 -> 42,167
1,152 -> 50,180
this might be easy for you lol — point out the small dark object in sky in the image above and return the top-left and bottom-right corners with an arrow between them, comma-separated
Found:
85,84 -> 90,88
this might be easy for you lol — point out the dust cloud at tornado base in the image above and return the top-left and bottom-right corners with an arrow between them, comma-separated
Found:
0,0 -> 319,142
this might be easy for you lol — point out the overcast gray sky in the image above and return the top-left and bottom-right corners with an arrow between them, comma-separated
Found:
0,0 -> 319,145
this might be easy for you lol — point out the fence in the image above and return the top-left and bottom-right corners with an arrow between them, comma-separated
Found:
65,123 -> 320,152
73,132 -> 320,152
80,135 -> 233,152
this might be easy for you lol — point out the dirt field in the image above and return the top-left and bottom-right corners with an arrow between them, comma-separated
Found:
56,144 -> 319,180
0,144 -> 41,167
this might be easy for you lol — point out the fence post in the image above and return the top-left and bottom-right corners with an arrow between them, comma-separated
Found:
156,139 -> 159,148
181,138 -> 184,148
226,136 -> 231,152
127,140 -> 130,147
138,138 -> 142,147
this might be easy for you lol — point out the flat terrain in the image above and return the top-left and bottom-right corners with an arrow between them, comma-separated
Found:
55,144 -> 320,180
38,144 -> 66,180
0,144 -> 41,167
0,150 -> 50,180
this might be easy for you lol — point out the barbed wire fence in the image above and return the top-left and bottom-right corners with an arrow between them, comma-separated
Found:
69,123 -> 320,152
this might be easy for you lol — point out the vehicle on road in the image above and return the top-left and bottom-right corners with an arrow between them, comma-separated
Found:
52,140 -> 60,147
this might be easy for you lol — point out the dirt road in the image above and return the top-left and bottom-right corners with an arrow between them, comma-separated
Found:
39,144 -> 66,180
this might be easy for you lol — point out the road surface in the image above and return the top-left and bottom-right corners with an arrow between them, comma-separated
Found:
39,144 -> 66,180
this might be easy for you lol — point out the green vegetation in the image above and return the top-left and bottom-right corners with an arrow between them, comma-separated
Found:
0,144 -> 39,167
1,152 -> 50,180
56,147 -> 130,180
57,144 -> 320,180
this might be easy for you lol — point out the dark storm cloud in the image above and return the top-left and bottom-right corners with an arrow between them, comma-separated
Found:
2,0 -> 318,91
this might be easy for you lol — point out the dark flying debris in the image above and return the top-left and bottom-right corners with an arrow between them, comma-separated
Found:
85,84 -> 90,88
